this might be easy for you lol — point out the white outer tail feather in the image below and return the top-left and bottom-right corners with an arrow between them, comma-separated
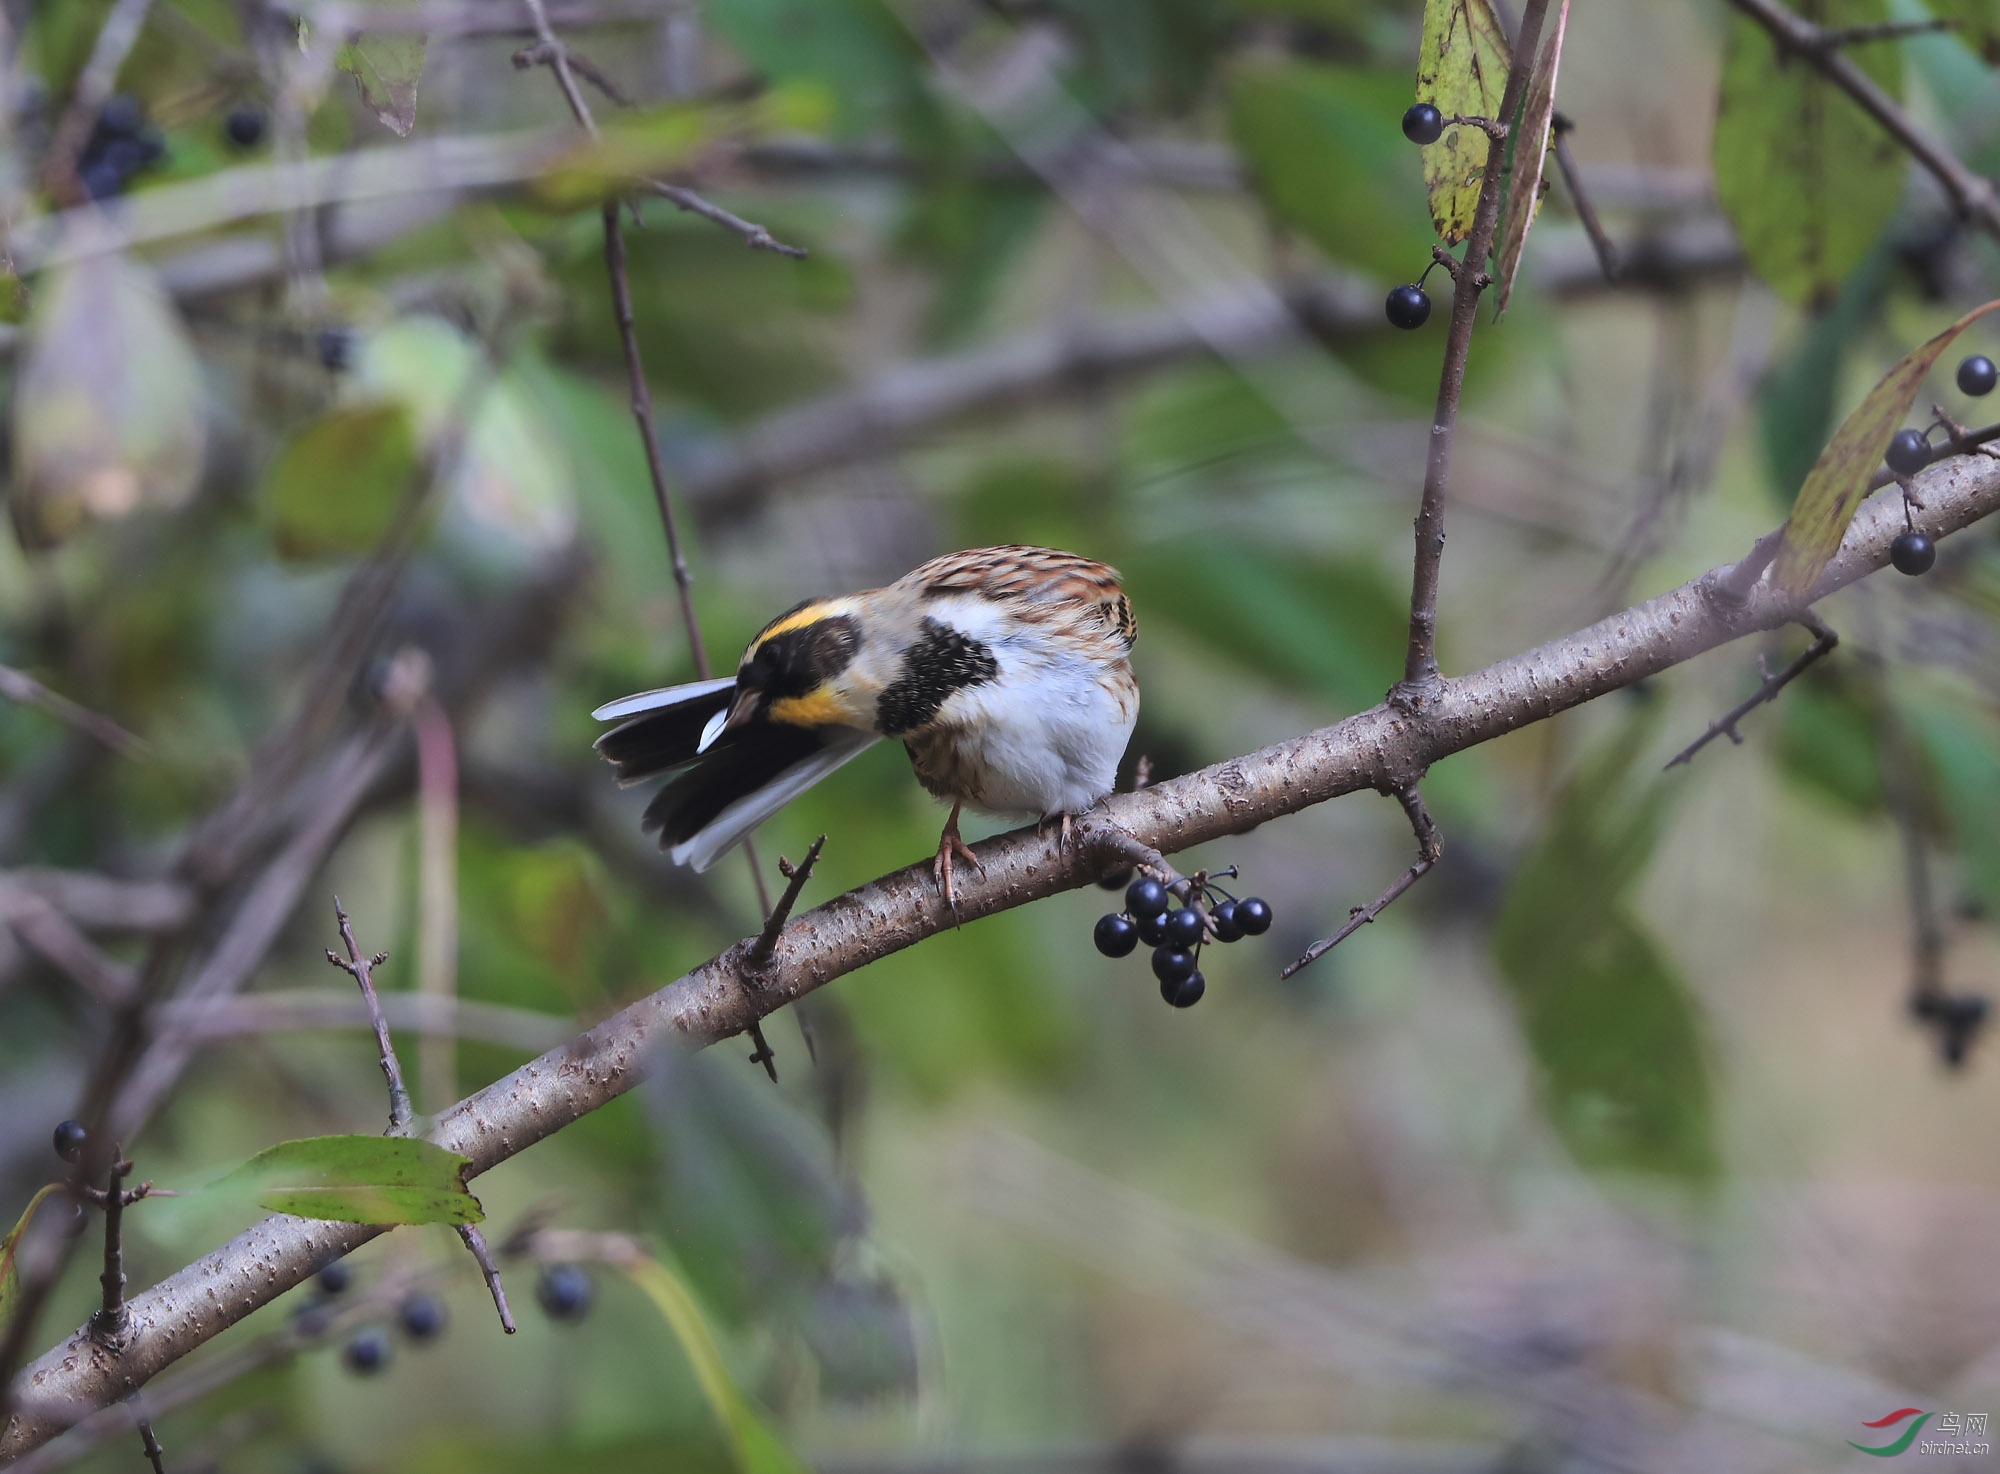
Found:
589,676 -> 737,724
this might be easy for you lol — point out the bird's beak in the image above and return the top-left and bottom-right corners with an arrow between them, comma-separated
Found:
696,686 -> 761,754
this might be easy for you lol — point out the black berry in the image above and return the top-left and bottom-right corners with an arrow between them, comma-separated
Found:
1890,531 -> 1936,575
1959,354 -> 1998,397
1134,909 -> 1170,946
537,1264 -> 592,1321
1386,284 -> 1431,331
1094,913 -> 1139,958
1402,102 -> 1444,145
342,1328 -> 389,1375
51,1120 -> 87,1163
224,106 -> 266,149
1124,877 -> 1169,919
97,95 -> 143,139
1235,897 -> 1273,936
78,161 -> 123,201
1885,429 -> 1931,476
1151,946 -> 1197,985
1163,907 -> 1204,949
317,327 -> 353,372
398,1293 -> 446,1341
317,1260 -> 351,1296
1208,901 -> 1242,943
1097,867 -> 1134,891
1160,970 -> 1206,1008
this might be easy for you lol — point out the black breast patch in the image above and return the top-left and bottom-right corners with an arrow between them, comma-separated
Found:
876,617 -> 999,735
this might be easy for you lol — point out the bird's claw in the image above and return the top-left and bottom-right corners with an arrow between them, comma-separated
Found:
932,832 -> 984,914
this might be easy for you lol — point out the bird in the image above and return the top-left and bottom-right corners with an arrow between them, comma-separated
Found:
591,545 -> 1140,908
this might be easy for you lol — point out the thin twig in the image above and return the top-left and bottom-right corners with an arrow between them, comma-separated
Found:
134,1413 -> 167,1474
1549,114 -> 1617,283
455,1224 -> 516,1334
88,1150 -> 149,1345
745,836 -> 827,972
0,664 -> 147,759
646,181 -> 810,258
1726,0 -> 2000,240
1663,611 -> 1838,769
1814,16 -> 1957,48
413,699 -> 459,1116
1282,788 -> 1442,980
1399,0 -> 1554,694
325,898 -> 411,1133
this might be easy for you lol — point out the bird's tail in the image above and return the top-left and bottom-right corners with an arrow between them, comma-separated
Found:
593,680 -> 877,871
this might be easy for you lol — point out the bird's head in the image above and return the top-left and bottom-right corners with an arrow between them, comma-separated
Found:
697,600 -> 865,752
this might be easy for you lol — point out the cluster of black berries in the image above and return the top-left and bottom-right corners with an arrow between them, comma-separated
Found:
1093,873 -> 1271,1008
78,95 -> 163,202
1911,990 -> 1990,1069
291,1257 -> 448,1375
1883,353 -> 1999,578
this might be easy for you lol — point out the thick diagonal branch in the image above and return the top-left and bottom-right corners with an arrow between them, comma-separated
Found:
9,452 -> 2000,1456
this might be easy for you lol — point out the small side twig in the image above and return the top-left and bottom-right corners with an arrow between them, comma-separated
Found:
1549,114 -> 1618,283
509,39 -> 631,104
0,664 -> 148,759
87,1149 -> 150,1346
454,1224 -> 516,1334
327,897 -> 517,1331
1663,610 -> 1837,769
745,836 -> 827,973
134,1412 -> 167,1474
1282,787 -> 1442,980
646,181 -> 810,259
324,898 -> 410,1134
1813,16 -> 1957,49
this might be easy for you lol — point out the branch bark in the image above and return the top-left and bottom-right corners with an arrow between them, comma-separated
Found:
9,446 -> 2000,1457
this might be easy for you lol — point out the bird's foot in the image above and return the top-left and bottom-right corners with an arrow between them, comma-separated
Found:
932,806 -> 984,914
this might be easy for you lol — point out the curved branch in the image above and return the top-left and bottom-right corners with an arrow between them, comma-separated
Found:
7,452 -> 2000,1457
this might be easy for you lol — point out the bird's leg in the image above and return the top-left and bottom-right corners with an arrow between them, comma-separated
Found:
932,802 -> 984,912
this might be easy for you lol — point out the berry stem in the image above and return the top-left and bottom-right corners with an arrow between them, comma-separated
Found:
1399,0 -> 1554,694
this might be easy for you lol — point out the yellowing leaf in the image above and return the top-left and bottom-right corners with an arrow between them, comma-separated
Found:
218,1136 -> 482,1226
262,401 -> 418,561
10,253 -> 206,548
0,1185 -> 62,1337
1775,297 -> 2000,596
1491,0 -> 1570,316
1413,0 -> 1510,245
1713,0 -> 1905,306
620,1252 -> 808,1474
337,31 -> 427,136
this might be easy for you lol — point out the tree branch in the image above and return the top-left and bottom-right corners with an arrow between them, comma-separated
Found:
0,666 -> 147,760
9,446 -> 2000,1456
1281,787 -> 1442,979
1662,610 -> 1838,768
1725,0 -> 2000,240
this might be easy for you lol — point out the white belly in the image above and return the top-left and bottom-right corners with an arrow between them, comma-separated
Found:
936,643 -> 1136,817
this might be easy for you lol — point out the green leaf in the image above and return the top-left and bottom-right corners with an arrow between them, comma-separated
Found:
1226,62 -> 1439,281
1413,0 -> 1511,245
218,1136 -> 483,1225
530,106 -> 714,211
1928,0 -> 2000,63
1491,0 -> 1570,316
704,0 -> 928,137
336,28 -> 427,136
1774,296 -> 2000,596
11,253 -> 206,549
1492,717 -> 1717,1183
1905,688 -> 2000,917
1713,0 -> 1906,307
0,1185 -> 62,1337
621,1251 -> 810,1474
261,401 -> 417,561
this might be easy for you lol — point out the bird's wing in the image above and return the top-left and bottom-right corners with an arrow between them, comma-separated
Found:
658,727 -> 880,872
593,679 -> 740,787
